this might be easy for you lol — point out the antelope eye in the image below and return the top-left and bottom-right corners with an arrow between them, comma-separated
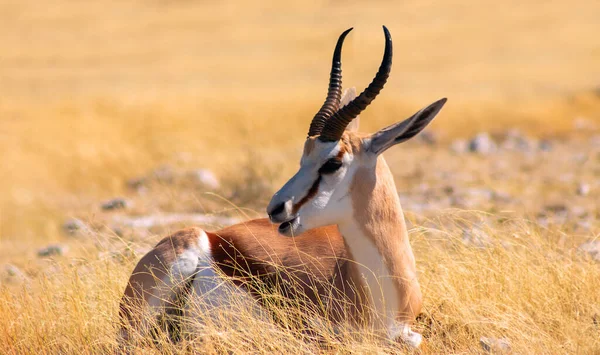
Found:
318,158 -> 343,174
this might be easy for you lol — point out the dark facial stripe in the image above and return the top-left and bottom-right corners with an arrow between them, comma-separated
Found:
292,175 -> 322,214
290,146 -> 347,215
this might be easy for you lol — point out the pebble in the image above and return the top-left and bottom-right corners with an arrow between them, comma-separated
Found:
544,204 -> 568,215
468,133 -> 497,154
579,241 -> 600,261
187,168 -> 220,190
576,183 -> 590,196
2,264 -> 29,283
538,139 -> 553,151
480,337 -> 511,353
101,197 -> 130,211
538,204 -> 569,225
500,129 -> 535,152
62,218 -> 90,237
38,244 -> 69,257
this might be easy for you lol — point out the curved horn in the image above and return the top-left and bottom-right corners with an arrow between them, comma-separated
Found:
319,26 -> 392,142
307,28 -> 353,137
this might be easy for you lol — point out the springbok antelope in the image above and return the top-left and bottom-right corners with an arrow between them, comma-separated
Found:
119,26 -> 446,349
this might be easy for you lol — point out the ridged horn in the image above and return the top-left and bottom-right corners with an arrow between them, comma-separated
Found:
307,28 -> 353,137
319,26 -> 392,142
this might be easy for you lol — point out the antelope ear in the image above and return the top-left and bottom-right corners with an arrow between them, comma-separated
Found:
366,98 -> 447,155
340,87 -> 360,132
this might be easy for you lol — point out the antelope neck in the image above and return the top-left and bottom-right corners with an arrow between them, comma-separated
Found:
337,156 -> 418,329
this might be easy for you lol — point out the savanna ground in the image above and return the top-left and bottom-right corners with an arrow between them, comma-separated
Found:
1,0 -> 600,353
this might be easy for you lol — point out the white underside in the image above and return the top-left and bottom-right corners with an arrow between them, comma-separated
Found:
339,220 -> 398,327
338,220 -> 422,348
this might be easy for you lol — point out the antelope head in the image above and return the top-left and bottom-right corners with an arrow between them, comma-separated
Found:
267,26 -> 447,236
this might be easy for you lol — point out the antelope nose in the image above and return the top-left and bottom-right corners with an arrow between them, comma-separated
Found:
268,202 -> 285,219
267,201 -> 288,223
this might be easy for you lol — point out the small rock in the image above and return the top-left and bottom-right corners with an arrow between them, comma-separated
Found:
62,218 -> 90,237
187,169 -> 220,190
468,133 -> 497,154
576,183 -> 591,196
2,264 -> 28,283
480,337 -> 511,353
538,139 -> 553,151
539,204 -> 569,225
579,241 -> 600,261
501,129 -> 535,152
38,244 -> 69,257
544,204 -> 568,215
101,197 -> 130,211
450,139 -> 468,154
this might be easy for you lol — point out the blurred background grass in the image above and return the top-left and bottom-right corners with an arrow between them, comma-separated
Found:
1,0 -> 599,243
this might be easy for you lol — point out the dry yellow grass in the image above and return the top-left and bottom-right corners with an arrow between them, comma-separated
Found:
1,0 -> 600,353
1,212 -> 599,354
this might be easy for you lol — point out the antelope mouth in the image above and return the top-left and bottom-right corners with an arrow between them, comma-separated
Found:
278,216 -> 300,236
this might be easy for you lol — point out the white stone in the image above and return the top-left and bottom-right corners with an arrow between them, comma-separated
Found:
579,241 -> 600,261
468,133 -> 497,154
188,169 -> 220,190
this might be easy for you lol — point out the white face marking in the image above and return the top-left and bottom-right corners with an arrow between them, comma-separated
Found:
297,143 -> 356,231
267,138 -> 359,236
